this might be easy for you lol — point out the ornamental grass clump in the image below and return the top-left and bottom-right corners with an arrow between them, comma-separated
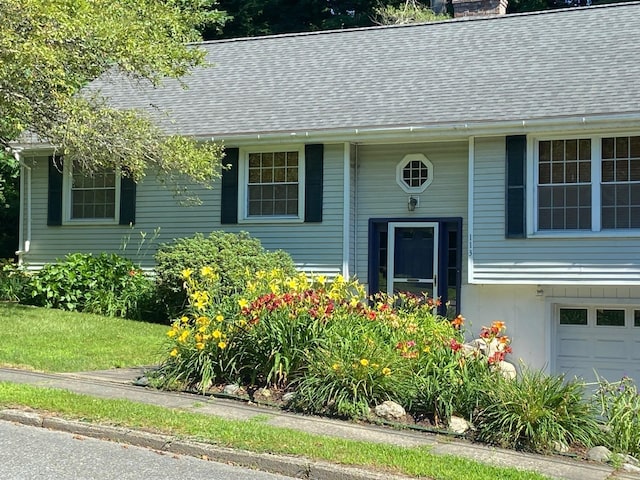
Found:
473,367 -> 600,453
593,375 -> 640,457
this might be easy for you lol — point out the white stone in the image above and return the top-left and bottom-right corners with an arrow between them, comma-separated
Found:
587,446 -> 612,463
622,463 -> 640,474
374,401 -> 406,421
552,441 -> 570,454
282,392 -> 296,404
624,455 -> 639,466
448,415 -> 470,434
223,384 -> 241,395
497,361 -> 517,380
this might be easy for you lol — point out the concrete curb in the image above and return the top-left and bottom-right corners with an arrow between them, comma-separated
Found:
0,409 -> 412,480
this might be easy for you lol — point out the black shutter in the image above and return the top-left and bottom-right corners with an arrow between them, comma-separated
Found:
505,135 -> 527,238
220,147 -> 239,224
119,175 -> 136,225
304,144 -> 323,223
47,156 -> 63,226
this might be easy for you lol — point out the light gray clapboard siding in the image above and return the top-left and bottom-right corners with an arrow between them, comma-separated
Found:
472,137 -> 640,284
22,144 -> 345,275
353,141 -> 469,285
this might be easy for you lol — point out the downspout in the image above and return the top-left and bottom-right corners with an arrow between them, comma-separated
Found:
14,148 -> 31,265
342,142 -> 351,278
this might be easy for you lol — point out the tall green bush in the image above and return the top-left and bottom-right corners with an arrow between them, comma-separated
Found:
154,231 -> 296,317
27,252 -> 156,320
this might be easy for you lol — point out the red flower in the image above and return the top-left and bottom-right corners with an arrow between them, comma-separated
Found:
449,338 -> 462,352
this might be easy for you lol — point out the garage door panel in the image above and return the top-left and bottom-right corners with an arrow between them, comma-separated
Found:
594,339 -> 628,360
555,306 -> 640,384
556,334 -> 590,358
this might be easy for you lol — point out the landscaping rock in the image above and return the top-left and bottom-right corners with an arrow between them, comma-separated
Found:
373,401 -> 406,421
223,384 -> 242,396
497,361 -> 517,380
552,441 -> 570,454
467,338 -> 488,356
448,416 -> 470,434
282,392 -> 296,405
587,446 -> 612,463
625,455 -> 639,466
622,463 -> 640,474
253,388 -> 272,402
133,376 -> 149,387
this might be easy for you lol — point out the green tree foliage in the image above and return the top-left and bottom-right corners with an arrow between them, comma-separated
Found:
0,151 -> 19,258
206,0 -> 415,39
373,1 -> 450,24
0,0 -> 227,185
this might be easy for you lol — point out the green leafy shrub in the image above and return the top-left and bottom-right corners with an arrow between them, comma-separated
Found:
473,368 -> 599,453
27,252 -> 156,319
154,231 -> 296,318
593,375 -> 640,457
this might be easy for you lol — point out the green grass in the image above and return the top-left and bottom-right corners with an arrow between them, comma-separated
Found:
0,303 -> 167,371
0,382 -> 551,480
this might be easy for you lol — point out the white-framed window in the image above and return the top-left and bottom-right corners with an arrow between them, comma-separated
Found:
534,134 -> 640,233
557,305 -> 640,328
396,153 -> 433,194
238,146 -> 304,222
63,161 -> 120,224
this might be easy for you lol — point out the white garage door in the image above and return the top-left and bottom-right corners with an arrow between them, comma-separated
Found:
555,306 -> 640,385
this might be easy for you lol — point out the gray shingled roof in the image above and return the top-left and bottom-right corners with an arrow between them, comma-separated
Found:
92,2 -> 640,139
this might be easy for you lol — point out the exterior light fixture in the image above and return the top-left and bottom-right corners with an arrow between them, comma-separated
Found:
408,196 -> 418,211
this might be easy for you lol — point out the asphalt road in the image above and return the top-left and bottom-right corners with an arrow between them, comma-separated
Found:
0,420 -> 295,480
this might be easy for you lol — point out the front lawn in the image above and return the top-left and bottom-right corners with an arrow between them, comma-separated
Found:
0,303 -> 167,372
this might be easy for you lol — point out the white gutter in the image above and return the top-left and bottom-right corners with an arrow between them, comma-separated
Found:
202,113 -> 640,147
13,148 -> 31,264
342,142 -> 350,278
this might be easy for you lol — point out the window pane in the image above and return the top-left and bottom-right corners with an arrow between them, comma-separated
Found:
579,139 -> 591,161
552,140 -> 565,161
579,161 -> 591,182
539,141 -> 551,162
560,308 -> 587,325
602,206 -> 615,229
539,163 -> 550,184
566,161 -> 577,183
274,152 -> 285,167
631,136 -> 640,158
616,137 -> 629,159
596,309 -> 625,326
287,152 -> 298,166
262,153 -> 273,167
565,139 -> 577,161
274,167 -> 285,182
538,208 -> 551,229
602,160 -> 614,182
635,310 -> 640,327
248,153 -> 260,167
602,137 -> 615,159
630,159 -> 640,181
538,187 -> 551,207
616,159 -> 629,182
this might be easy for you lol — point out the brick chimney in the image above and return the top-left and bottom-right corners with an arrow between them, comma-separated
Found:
451,0 -> 508,17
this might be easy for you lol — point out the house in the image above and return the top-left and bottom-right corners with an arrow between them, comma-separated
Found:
14,2 -> 640,384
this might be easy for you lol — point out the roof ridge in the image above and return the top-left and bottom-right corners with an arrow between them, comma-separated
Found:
188,1 -> 640,46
